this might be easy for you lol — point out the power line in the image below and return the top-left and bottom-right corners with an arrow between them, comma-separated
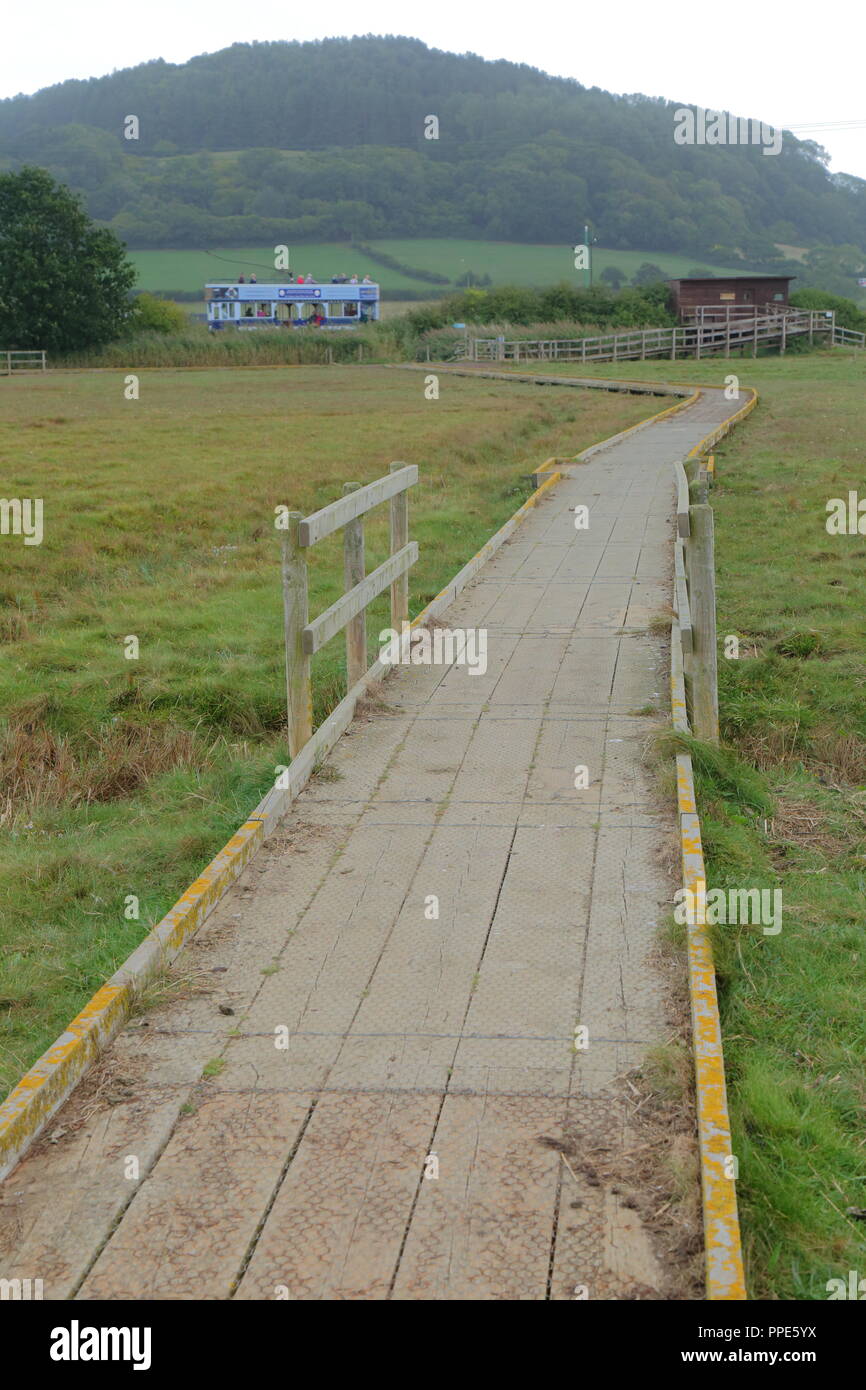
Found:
203,248 -> 291,276
778,120 -> 866,132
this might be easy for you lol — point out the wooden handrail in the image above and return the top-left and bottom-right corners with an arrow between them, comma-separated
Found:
299,464 -> 417,545
302,543 -> 418,655
674,461 -> 691,538
674,538 -> 693,655
281,462 -> 419,756
461,309 -> 832,365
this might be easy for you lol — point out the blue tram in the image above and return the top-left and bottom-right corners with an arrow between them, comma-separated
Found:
205,281 -> 380,330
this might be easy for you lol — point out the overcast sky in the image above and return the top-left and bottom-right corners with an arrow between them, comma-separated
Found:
5,0 -> 865,180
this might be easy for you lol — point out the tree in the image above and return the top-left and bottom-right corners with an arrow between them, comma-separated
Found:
600,266 -> 626,289
631,262 -> 666,287
790,288 -> 866,332
130,293 -> 187,333
0,166 -> 136,351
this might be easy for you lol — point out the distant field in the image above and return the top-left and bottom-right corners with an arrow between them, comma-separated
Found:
130,245 -> 425,294
373,239 -> 750,286
0,365 -> 651,1095
129,240 -> 754,297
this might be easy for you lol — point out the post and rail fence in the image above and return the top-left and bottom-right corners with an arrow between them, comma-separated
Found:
457,309 -> 863,367
673,455 -> 719,742
280,462 -> 419,757
1,350 -> 47,375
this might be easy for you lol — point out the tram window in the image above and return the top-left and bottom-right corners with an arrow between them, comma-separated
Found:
345,301 -> 358,317
220,302 -> 233,319
243,305 -> 254,317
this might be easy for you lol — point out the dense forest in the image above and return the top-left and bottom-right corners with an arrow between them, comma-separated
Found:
1,36 -> 864,262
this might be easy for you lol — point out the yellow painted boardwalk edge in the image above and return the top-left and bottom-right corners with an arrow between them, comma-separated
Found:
671,384 -> 758,1301
0,818 -> 264,1180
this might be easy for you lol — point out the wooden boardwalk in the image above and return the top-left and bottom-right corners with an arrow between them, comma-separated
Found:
1,383 -> 744,1300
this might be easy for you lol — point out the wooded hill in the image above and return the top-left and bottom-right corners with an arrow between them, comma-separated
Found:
1,36 -> 864,259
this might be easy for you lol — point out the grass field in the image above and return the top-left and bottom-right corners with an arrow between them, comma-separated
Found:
129,240 -> 754,297
693,352 -> 866,1301
373,239 -> 749,286
0,365 -> 652,1099
131,245 -> 426,294
511,349 -> 866,1298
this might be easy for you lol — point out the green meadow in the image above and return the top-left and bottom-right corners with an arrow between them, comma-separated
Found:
129,239 -> 752,297
0,365 -> 650,1096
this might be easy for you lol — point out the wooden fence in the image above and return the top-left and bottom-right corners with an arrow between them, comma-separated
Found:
832,324 -> 866,349
280,463 -> 418,756
673,457 -> 718,741
458,309 -> 863,366
1,350 -> 47,375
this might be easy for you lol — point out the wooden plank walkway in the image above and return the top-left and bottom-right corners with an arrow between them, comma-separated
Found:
0,384 -> 744,1301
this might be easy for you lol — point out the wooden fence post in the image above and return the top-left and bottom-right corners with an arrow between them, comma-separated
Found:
281,512 -> 313,758
389,461 -> 409,630
688,504 -> 719,742
342,483 -> 367,688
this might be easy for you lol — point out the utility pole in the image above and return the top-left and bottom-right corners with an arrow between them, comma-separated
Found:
574,224 -> 597,289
